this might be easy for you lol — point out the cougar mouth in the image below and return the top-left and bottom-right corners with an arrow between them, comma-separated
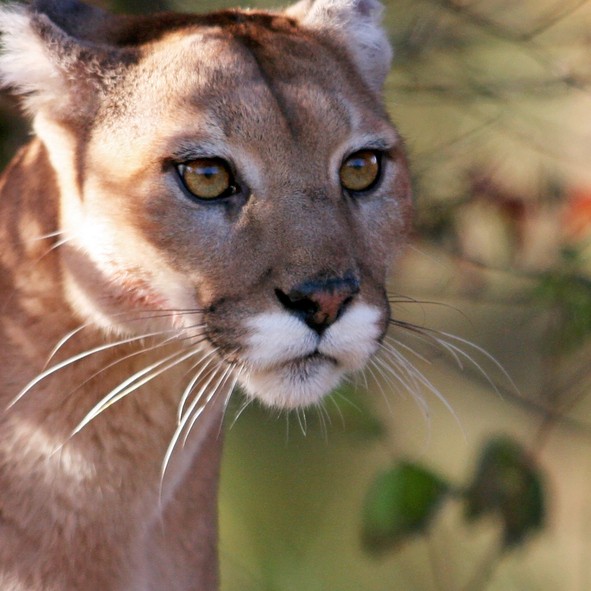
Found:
201,302 -> 384,409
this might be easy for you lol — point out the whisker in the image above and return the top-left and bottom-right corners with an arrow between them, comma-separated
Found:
44,315 -> 197,366
376,344 -> 430,417
182,362 -> 236,445
374,349 -> 420,406
40,236 -> 72,256
68,334 -> 207,399
378,340 -> 463,432
8,330 -> 177,409
316,400 -> 332,439
160,362 -> 235,493
43,323 -> 94,369
177,348 -> 220,424
373,352 -> 430,420
219,365 -> 243,423
228,380 -> 254,431
71,346 -> 203,436
24,230 -> 65,243
365,360 -> 394,412
387,295 -> 468,318
379,341 -> 435,401
216,369 -> 242,440
389,319 -> 517,395
326,391 -> 347,430
383,334 -> 434,366
432,330 -> 517,394
1,234 -> 73,315
296,407 -> 309,436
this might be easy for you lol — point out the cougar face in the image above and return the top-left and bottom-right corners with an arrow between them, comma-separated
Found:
20,9 -> 412,411
1,0 -> 411,411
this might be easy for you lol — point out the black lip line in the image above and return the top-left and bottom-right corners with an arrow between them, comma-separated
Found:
294,350 -> 338,366
257,351 -> 340,373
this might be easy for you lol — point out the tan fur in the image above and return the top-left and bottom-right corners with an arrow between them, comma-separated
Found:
0,1 -> 412,589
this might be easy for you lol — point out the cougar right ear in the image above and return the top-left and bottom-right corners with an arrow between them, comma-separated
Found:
0,1 -> 135,119
286,0 -> 393,95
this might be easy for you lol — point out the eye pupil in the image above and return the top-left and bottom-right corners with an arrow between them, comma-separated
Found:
339,150 -> 381,193
179,158 -> 234,200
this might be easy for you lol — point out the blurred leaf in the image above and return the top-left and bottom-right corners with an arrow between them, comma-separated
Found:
534,265 -> 591,353
465,436 -> 545,548
362,461 -> 450,554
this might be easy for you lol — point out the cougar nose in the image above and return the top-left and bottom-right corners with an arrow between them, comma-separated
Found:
275,273 -> 360,335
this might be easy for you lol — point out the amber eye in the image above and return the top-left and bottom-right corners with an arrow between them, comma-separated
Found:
178,158 -> 235,200
339,150 -> 381,193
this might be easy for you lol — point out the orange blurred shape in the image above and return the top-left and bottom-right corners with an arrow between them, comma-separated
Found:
564,189 -> 591,240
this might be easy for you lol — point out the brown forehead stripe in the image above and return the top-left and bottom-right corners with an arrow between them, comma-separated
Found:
103,10 -> 301,48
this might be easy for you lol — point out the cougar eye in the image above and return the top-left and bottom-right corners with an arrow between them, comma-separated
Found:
339,150 -> 381,193
177,158 -> 236,200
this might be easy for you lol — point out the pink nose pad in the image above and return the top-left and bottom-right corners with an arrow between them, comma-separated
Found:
275,273 -> 360,334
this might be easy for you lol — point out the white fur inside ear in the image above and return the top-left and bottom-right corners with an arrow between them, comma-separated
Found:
0,7 -> 64,114
287,0 -> 393,93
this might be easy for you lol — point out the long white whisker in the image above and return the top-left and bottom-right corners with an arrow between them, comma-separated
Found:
359,365 -> 370,391
378,341 -> 462,432
315,400 -> 331,440
389,320 -> 517,395
218,370 -> 241,434
375,346 -> 425,405
379,340 -> 431,395
296,407 -> 308,436
365,359 -> 393,412
432,330 -> 517,395
160,362 -> 234,491
42,236 -> 71,254
70,334 -> 206,398
177,348 -> 220,423
43,324 -> 93,369
8,330 -> 176,409
182,363 -> 236,444
24,230 -> 65,242
228,373 -> 254,430
71,347 -> 202,436
384,334 -> 435,366
374,349 -> 429,418
326,391 -> 347,430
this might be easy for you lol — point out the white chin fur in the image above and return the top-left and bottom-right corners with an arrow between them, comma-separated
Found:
238,303 -> 383,409
242,359 -> 345,409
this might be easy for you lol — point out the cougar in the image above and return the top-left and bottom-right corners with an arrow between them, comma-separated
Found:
0,0 -> 412,588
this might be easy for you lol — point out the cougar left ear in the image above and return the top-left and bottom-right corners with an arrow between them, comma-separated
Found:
286,0 -> 392,94
0,1 -> 134,119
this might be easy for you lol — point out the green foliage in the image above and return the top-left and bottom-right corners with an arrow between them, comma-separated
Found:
534,259 -> 591,354
363,435 -> 546,557
465,436 -> 545,548
362,461 -> 450,553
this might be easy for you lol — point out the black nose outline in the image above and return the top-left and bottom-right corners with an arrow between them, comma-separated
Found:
275,272 -> 360,335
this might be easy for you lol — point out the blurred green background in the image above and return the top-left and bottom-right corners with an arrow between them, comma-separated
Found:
3,0 -> 591,589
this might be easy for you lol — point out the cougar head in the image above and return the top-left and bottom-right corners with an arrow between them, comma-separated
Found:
0,0 -> 412,409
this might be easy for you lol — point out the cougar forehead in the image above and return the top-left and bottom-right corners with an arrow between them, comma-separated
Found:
93,15 -> 392,173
